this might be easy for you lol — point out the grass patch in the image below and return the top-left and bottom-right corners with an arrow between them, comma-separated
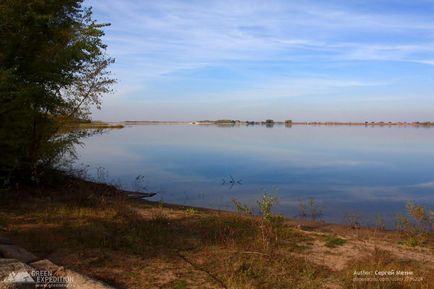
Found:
324,235 -> 347,248
342,248 -> 433,289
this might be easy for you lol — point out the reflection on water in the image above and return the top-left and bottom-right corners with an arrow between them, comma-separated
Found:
222,175 -> 243,188
75,124 -> 434,226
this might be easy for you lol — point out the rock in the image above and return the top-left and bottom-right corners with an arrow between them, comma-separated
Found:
0,247 -> 115,288
0,259 -> 34,289
30,259 -> 115,289
64,269 -> 116,289
29,259 -> 62,274
0,245 -> 38,264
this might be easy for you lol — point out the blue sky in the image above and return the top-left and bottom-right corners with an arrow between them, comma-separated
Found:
86,0 -> 434,121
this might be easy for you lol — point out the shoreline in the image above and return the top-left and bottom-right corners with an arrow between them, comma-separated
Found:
115,185 -> 428,235
119,120 -> 434,127
1,175 -> 432,289
65,120 -> 434,130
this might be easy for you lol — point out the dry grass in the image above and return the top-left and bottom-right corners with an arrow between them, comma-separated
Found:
0,176 -> 432,289
342,248 -> 433,289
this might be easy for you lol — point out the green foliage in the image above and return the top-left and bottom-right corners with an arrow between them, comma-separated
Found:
231,194 -> 288,250
0,0 -> 115,187
257,193 -> 278,221
324,235 -> 347,248
185,208 -> 198,215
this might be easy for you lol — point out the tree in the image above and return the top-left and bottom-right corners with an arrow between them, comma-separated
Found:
264,119 -> 274,128
0,0 -> 115,187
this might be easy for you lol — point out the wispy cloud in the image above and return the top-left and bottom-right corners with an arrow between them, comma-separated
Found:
85,0 -> 434,120
90,0 -> 434,70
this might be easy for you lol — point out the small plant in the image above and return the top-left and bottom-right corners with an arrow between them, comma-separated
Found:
324,235 -> 347,248
232,198 -> 252,215
257,193 -> 281,250
374,213 -> 385,231
257,193 -> 278,221
297,199 -> 308,219
308,197 -> 323,221
407,201 -> 433,232
297,197 -> 324,221
344,212 -> 362,229
231,193 -> 285,250
185,208 -> 198,215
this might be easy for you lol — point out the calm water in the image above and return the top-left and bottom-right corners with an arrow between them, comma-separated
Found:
75,124 -> 434,226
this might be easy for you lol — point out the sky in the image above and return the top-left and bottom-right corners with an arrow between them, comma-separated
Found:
85,0 -> 434,122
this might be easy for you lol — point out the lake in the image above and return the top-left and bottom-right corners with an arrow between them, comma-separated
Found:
75,124 -> 434,227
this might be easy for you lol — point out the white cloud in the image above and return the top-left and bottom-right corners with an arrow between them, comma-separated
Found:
89,0 -> 434,80
84,0 -> 434,120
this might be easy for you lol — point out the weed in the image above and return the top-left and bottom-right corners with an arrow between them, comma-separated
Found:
185,208 -> 198,215
231,198 -> 252,215
298,197 -> 324,221
256,193 -> 287,251
344,212 -> 362,229
257,193 -> 278,221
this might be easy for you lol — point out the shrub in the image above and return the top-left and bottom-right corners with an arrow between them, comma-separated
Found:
257,193 -> 278,221
395,201 -> 433,246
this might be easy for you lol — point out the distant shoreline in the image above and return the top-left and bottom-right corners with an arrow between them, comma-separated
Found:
74,120 -> 434,129
117,120 -> 434,127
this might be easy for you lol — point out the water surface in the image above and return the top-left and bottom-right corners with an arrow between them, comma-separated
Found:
75,124 -> 434,226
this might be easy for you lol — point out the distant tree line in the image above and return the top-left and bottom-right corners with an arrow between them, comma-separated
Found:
0,0 -> 115,188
